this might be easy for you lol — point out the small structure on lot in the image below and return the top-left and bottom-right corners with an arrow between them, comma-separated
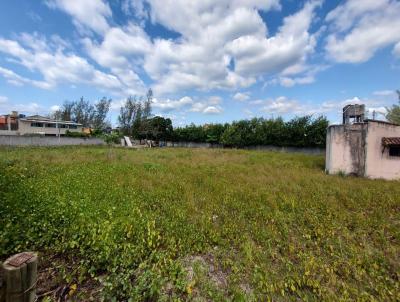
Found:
343,104 -> 365,124
326,105 -> 400,180
0,112 -> 82,136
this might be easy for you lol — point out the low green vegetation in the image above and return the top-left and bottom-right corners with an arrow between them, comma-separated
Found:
172,116 -> 328,148
64,130 -> 90,138
0,147 -> 399,301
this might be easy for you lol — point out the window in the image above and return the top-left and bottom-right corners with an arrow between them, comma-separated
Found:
60,124 -> 68,128
45,123 -> 57,128
389,146 -> 400,157
31,122 -> 43,127
69,125 -> 78,129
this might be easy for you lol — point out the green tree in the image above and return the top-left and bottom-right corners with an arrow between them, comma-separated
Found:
306,116 -> 329,147
142,116 -> 173,141
174,115 -> 328,148
72,97 -> 95,127
118,91 -> 154,138
220,120 -> 254,147
204,124 -> 227,143
93,97 -> 112,130
51,100 -> 74,121
386,90 -> 400,124
118,96 -> 141,136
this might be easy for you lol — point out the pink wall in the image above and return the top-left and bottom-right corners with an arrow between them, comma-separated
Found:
365,122 -> 400,180
326,124 -> 366,176
326,121 -> 400,180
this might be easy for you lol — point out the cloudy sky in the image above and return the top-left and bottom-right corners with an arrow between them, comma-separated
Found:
0,0 -> 399,125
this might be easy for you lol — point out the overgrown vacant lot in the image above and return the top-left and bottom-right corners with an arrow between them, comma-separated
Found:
0,147 -> 399,301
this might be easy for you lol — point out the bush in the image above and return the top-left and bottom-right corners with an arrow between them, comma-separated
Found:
102,132 -> 121,145
65,130 -> 90,138
172,116 -> 329,148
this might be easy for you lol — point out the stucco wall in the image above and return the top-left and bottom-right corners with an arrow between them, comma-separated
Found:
325,124 -> 367,175
18,121 -> 82,136
365,122 -> 400,180
0,135 -> 105,146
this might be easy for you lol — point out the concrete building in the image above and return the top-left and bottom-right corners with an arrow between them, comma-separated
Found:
0,113 -> 82,136
326,105 -> 400,180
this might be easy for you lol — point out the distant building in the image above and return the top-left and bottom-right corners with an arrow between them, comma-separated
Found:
326,105 -> 400,180
0,112 -> 82,136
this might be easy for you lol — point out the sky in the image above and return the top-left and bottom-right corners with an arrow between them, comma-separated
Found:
0,0 -> 399,126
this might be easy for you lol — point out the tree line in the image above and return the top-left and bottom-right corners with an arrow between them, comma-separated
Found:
172,116 -> 329,148
52,97 -> 112,130
62,89 -> 327,147
116,89 -> 328,147
54,88 -> 399,146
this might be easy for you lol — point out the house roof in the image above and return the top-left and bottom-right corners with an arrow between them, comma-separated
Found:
20,115 -> 82,126
382,137 -> 400,146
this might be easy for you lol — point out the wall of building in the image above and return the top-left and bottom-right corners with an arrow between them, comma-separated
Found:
325,124 -> 367,176
364,121 -> 400,180
18,121 -> 82,136
0,135 -> 105,146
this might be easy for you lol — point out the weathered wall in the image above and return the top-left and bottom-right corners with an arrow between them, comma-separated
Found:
325,124 -> 367,176
0,135 -> 105,146
365,122 -> 400,180
166,141 -> 325,154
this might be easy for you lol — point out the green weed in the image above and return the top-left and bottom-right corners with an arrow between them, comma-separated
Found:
0,146 -> 399,301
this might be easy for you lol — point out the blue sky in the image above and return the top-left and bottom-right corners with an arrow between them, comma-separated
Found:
0,0 -> 399,126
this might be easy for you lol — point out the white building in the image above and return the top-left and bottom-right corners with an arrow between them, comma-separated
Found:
0,113 -> 83,136
326,119 -> 400,180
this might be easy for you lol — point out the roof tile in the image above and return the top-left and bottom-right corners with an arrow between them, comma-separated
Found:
382,137 -> 400,146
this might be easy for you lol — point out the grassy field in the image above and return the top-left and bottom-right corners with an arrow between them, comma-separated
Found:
0,146 -> 399,301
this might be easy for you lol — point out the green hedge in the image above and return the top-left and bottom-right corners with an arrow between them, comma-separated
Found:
172,116 -> 328,148
64,130 -> 90,138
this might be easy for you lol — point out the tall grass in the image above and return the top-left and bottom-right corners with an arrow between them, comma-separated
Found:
0,146 -> 399,301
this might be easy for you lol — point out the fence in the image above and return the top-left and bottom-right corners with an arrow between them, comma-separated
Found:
0,135 -> 105,146
166,141 -> 325,155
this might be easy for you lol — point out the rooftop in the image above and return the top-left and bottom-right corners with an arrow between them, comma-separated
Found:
20,115 -> 82,125
329,119 -> 400,128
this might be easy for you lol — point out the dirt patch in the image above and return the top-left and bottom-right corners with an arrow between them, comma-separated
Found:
35,252 -> 102,301
182,254 -> 229,297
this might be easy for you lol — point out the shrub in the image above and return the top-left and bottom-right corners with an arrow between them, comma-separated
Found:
102,132 -> 121,145
65,130 -> 90,138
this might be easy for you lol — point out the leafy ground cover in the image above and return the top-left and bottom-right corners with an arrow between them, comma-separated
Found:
0,146 -> 399,301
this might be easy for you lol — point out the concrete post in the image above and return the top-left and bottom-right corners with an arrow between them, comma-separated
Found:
7,117 -> 11,132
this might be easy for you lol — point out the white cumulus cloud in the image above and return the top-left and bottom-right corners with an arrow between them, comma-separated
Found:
45,0 -> 112,34
0,34 -> 144,96
325,0 -> 400,63
233,92 -> 250,101
152,96 -> 193,112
